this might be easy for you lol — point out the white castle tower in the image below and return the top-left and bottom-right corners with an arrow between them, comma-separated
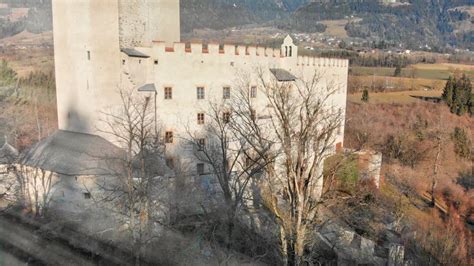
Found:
52,0 -> 180,135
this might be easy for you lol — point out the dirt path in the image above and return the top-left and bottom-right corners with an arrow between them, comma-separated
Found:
0,216 -> 97,266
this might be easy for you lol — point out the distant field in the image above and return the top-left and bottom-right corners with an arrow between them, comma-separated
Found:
348,89 -> 442,104
320,19 -> 349,38
351,63 -> 474,80
0,31 -> 54,77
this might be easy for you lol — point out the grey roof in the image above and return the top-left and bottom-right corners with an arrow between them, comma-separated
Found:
121,48 -> 150,58
21,130 -> 125,176
0,142 -> 19,164
270,68 -> 297,82
137,83 -> 156,92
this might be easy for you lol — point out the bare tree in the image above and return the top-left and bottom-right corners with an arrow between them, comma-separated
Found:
12,165 -> 57,217
96,87 -> 168,265
230,69 -> 345,265
184,98 -> 271,248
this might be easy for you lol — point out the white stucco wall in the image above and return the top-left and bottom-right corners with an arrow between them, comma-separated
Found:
52,0 -> 122,134
52,1 -> 348,183
125,40 -> 348,153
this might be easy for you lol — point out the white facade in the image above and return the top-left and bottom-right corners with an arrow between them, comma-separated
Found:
52,0 -> 348,167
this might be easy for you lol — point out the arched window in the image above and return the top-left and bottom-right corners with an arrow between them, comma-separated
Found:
289,46 -> 292,57
285,46 -> 288,57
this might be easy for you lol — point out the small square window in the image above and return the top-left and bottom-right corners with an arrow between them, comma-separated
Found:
223,112 -> 231,124
164,87 -> 172,100
251,86 -> 257,98
223,87 -> 231,99
197,163 -> 205,175
197,113 -> 205,125
197,138 -> 206,151
165,131 -> 174,144
197,87 -> 205,100
83,192 -> 91,199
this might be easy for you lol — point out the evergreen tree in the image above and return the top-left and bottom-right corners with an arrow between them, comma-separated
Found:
468,94 -> 474,116
361,89 -> 369,103
394,65 -> 402,77
442,75 -> 473,116
442,76 -> 455,106
452,127 -> 471,159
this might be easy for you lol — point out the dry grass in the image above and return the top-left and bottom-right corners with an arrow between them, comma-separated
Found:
320,19 -> 349,38
351,64 -> 474,80
0,31 -> 54,77
348,89 -> 442,104
320,18 -> 362,38
412,63 -> 474,71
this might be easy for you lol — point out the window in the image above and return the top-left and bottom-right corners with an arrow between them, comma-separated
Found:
164,87 -> 172,100
250,109 -> 256,120
87,51 -> 91,60
223,112 -> 231,124
165,131 -> 173,144
197,163 -> 205,175
197,87 -> 205,100
122,59 -> 126,65
250,86 -> 257,98
166,158 -> 175,169
83,192 -> 91,199
197,113 -> 205,125
197,138 -> 206,151
139,59 -> 142,64
154,59 -> 158,65
223,87 -> 231,99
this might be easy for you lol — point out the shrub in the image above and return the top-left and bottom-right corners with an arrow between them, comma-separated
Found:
451,127 -> 471,159
361,89 -> 369,102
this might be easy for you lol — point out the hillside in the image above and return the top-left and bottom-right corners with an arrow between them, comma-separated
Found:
1,0 -> 472,50
289,0 -> 474,50
180,0 -> 310,32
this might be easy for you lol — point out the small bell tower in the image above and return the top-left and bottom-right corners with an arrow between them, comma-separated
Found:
281,35 -> 298,58
280,35 -> 298,69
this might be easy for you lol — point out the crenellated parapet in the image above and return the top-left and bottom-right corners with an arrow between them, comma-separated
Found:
152,41 -> 283,58
297,56 -> 349,68
150,40 -> 348,68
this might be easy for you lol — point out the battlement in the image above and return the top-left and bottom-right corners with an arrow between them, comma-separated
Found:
151,41 -> 348,68
297,56 -> 348,68
152,41 -> 282,58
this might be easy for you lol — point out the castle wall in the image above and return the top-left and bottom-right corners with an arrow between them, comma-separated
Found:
118,0 -> 180,48
122,42 -> 348,166
52,0 -> 122,135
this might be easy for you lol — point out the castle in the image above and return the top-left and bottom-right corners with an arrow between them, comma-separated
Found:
52,0 -> 348,149
51,0 -> 348,173
0,0 -> 350,231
